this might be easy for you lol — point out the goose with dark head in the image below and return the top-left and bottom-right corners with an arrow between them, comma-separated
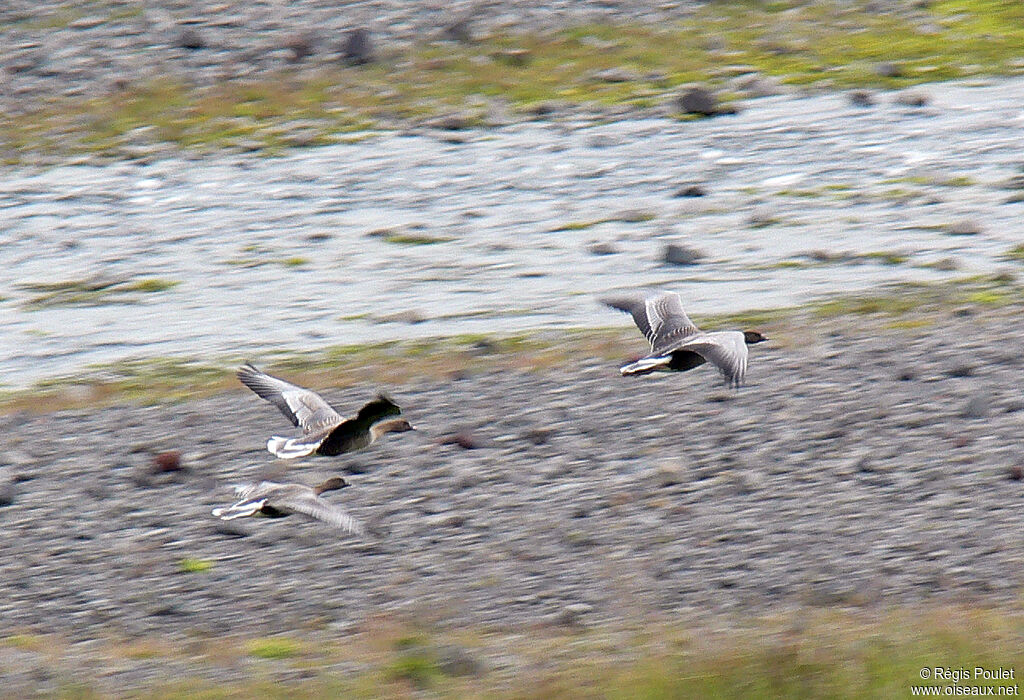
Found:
602,290 -> 769,388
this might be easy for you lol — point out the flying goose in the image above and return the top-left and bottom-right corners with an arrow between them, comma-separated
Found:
212,477 -> 366,535
237,363 -> 414,459
602,290 -> 767,387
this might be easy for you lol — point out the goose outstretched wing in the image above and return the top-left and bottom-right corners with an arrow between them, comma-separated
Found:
238,364 -> 342,434
602,291 -> 698,353
675,331 -> 749,388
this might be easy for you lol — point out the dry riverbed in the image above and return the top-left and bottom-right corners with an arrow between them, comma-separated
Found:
1,288 -> 1022,697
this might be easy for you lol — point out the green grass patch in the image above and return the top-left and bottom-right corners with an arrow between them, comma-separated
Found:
2,633 -> 47,651
551,219 -> 608,231
883,174 -> 976,188
885,318 -> 936,330
380,233 -> 452,245
19,277 -> 181,309
178,558 -> 214,574
16,606 -> 1024,699
245,637 -> 303,660
386,653 -> 443,688
6,1 -> 1024,160
1003,244 -> 1024,262
862,251 -> 910,266
775,189 -> 823,198
122,278 -> 182,293
4,275 -> 1023,415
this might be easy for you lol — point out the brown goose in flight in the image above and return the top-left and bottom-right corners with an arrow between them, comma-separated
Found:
602,290 -> 767,387
237,363 -> 414,459
212,477 -> 366,535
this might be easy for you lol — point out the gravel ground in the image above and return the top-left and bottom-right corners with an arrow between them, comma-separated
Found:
0,302 -> 1022,693
0,0 -> 718,110
0,0 -> 927,115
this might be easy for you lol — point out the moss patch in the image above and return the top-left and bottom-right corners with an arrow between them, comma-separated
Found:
19,277 -> 180,309
245,637 -> 303,660
1002,244 -> 1024,262
4,274 -> 1021,415
178,558 -> 214,574
5,1 -> 1024,160
14,605 -> 1024,699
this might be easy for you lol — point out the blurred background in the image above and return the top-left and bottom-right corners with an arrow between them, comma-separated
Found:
0,1 -> 1022,698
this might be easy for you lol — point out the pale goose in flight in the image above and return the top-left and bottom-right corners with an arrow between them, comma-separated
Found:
602,290 -> 767,387
212,477 -> 366,535
237,363 -> 414,459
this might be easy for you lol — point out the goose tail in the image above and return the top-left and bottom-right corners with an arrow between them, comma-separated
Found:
267,435 -> 319,459
619,356 -> 671,376
212,500 -> 264,520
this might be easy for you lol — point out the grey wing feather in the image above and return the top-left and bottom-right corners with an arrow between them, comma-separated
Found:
645,292 -> 700,355
277,493 -> 367,536
602,291 -> 698,353
676,331 -> 749,387
238,364 -> 342,434
602,292 -> 656,345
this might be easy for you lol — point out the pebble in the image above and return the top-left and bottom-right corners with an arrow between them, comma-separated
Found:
662,242 -> 703,266
675,86 -> 719,116
848,89 -> 875,107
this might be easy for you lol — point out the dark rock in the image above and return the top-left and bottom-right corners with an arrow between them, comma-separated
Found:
523,427 -> 554,445
341,28 -> 373,65
439,431 -> 480,449
525,101 -> 560,116
442,17 -> 473,43
944,219 -> 982,236
675,184 -> 707,197
1009,466 -> 1023,481
944,362 -> 974,378
151,450 -> 183,473
424,112 -> 475,130
676,86 -> 718,116
285,31 -> 318,63
848,90 -> 875,107
588,241 -> 618,256
894,90 -> 929,107
662,243 -> 703,266
148,603 -> 185,617
176,28 -> 205,51
0,469 -> 15,507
